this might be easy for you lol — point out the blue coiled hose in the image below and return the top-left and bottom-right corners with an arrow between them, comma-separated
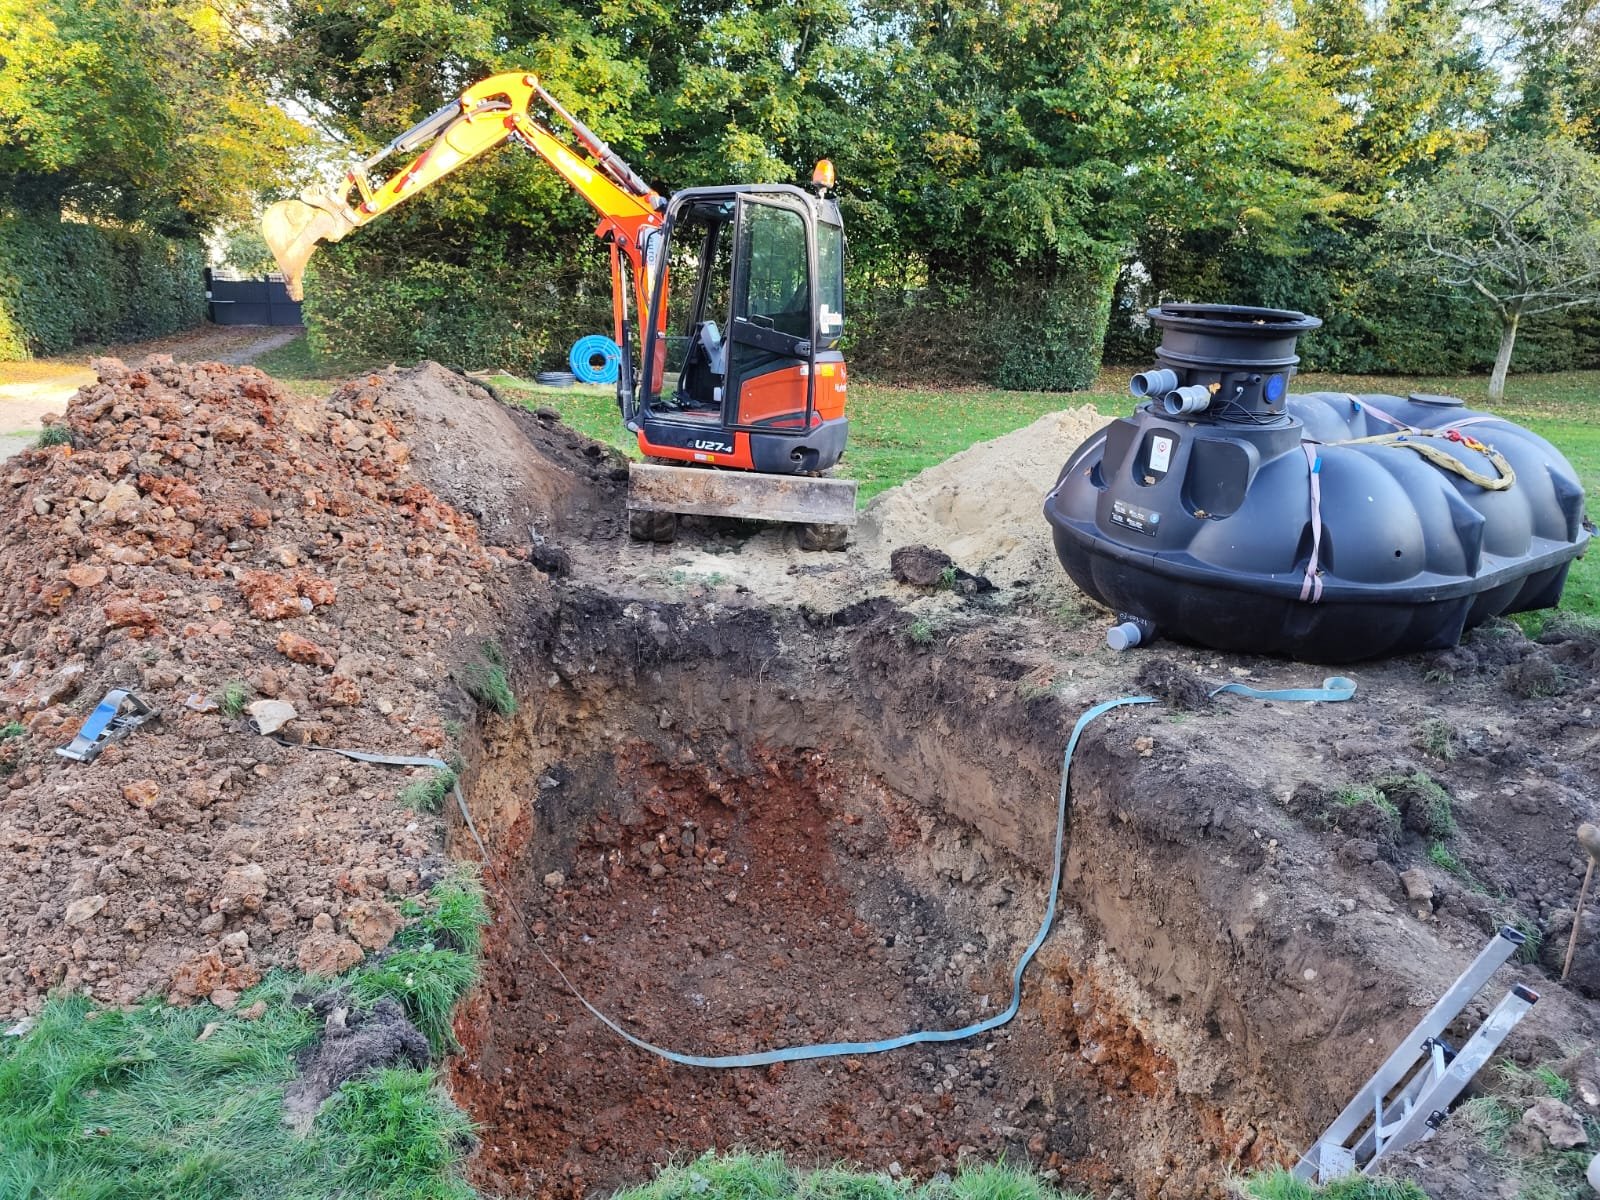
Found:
570,334 -> 622,385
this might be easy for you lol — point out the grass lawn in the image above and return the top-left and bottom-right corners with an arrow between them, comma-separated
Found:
616,1154 -> 1092,1200
0,876 -> 486,1200
253,335 -> 1600,618
1238,1171 -> 1427,1200
601,1152 -> 1418,1200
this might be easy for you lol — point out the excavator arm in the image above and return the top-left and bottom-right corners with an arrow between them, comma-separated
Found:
263,72 -> 665,358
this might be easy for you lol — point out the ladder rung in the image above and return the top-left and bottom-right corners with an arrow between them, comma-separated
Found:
1293,927 -> 1529,1182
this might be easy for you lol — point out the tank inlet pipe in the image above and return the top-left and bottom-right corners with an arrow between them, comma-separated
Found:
1130,368 -> 1179,398
1161,384 -> 1213,417
1107,616 -> 1158,651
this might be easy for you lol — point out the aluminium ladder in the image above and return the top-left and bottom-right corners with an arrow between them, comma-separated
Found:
1294,925 -> 1539,1182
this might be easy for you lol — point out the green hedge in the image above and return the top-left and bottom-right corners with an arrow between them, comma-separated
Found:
845,252 -> 1119,390
0,210 -> 206,359
302,237 -> 614,374
304,233 -> 1120,391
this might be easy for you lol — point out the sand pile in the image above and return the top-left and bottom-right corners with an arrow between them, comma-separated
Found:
854,407 -> 1106,587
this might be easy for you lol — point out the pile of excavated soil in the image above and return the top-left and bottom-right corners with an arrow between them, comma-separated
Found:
0,358 -> 597,1018
854,407 -> 1105,588
592,406 -> 1108,612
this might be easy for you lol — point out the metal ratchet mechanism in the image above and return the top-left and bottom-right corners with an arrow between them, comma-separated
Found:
56,689 -> 158,763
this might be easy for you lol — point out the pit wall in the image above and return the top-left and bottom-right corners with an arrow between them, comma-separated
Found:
446,591 -> 1437,1194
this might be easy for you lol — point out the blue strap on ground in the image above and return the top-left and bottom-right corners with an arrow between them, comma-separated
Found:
1210,676 -> 1356,704
303,676 -> 1356,1070
569,334 -> 622,385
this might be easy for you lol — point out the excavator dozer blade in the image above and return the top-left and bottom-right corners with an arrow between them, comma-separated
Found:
627,462 -> 859,527
261,198 -> 357,300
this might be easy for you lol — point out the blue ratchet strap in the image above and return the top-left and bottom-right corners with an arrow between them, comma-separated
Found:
56,689 -> 156,762
79,696 -> 123,741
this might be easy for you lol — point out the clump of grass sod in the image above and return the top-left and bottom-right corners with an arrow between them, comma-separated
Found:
0,874 -> 485,1200
615,1153 -> 1094,1200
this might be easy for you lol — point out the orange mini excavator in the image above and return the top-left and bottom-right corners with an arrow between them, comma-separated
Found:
263,72 -> 856,547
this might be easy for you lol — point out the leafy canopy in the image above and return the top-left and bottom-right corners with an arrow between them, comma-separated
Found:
858,0 -> 1343,266
262,0 -> 1342,276
0,0 -> 309,232
1383,134 -> 1600,322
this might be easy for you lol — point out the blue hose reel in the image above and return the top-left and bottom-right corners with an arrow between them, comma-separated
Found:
569,334 -> 622,385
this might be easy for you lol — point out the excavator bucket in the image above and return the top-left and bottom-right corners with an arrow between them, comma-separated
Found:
261,198 -> 358,300
627,462 -> 859,528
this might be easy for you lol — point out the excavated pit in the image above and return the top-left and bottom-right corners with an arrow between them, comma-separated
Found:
442,593 -> 1359,1200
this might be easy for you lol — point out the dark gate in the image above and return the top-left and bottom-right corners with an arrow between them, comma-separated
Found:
208,278 -> 302,326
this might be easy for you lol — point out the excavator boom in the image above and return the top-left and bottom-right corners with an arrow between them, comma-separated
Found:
263,73 -> 662,306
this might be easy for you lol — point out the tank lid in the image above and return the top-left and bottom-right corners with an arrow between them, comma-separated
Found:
1147,303 -> 1322,338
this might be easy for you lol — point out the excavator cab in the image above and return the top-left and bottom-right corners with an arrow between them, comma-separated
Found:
261,72 -> 858,544
632,184 -> 848,476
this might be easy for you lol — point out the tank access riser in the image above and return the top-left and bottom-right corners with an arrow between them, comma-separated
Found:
1294,926 -> 1538,1182
627,461 -> 859,528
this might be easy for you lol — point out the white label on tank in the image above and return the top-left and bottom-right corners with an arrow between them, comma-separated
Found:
1149,434 -> 1174,473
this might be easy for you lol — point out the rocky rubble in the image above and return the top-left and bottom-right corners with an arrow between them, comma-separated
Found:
0,356 -> 554,1018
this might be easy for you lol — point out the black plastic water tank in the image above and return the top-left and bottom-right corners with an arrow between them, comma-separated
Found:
1043,303 -> 1592,662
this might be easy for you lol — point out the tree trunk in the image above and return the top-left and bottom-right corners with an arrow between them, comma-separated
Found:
1488,310 -> 1520,403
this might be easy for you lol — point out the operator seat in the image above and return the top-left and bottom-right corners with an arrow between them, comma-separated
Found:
677,320 -> 727,411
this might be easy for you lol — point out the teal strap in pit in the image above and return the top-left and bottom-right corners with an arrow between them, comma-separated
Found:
518,676 -> 1357,1068
528,693 -> 1155,1069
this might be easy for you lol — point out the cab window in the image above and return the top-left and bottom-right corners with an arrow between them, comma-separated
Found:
817,221 -> 844,346
735,204 -> 810,340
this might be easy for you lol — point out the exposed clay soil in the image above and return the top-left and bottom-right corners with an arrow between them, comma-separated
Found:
0,357 -> 619,1014
5,355 -> 1599,1200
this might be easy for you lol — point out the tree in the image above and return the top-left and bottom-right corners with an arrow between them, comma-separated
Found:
1382,134 -> 1600,400
855,0 -> 1343,268
1110,0 -> 1506,372
255,0 -> 1376,383
1290,0 -> 1497,204
0,0 -> 308,232
1505,0 -> 1600,152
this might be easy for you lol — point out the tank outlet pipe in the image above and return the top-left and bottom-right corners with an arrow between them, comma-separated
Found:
1161,384 -> 1213,417
1130,368 -> 1179,398
1107,616 -> 1158,651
